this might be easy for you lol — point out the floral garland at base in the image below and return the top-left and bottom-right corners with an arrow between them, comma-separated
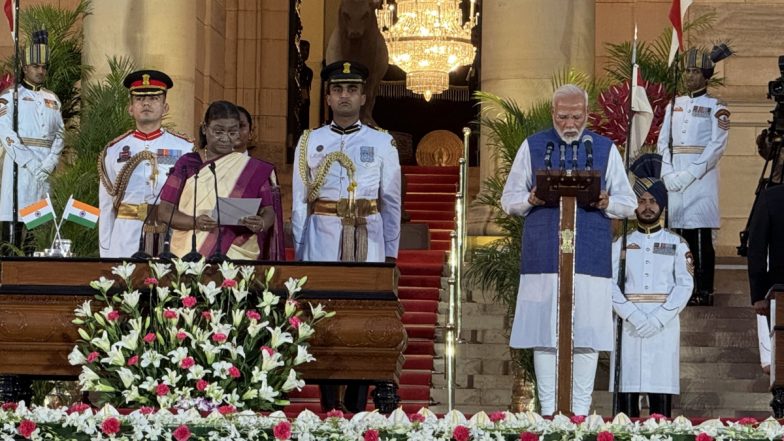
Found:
1,404 -> 782,441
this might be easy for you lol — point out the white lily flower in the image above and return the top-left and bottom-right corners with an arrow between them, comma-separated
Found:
231,287 -> 249,304
309,303 -> 328,320
294,345 -> 316,365
163,368 -> 182,386
191,328 -> 210,344
239,265 -> 256,282
258,290 -> 280,315
211,360 -> 233,379
67,346 -> 87,365
122,386 -> 141,404
186,365 -> 210,380
258,383 -> 279,403
186,258 -> 209,277
283,277 -> 303,296
199,341 -> 221,365
241,389 -> 258,400
232,309 -> 245,327
218,261 -> 239,280
117,368 -> 138,389
251,367 -> 266,383
140,377 -> 158,392
149,262 -> 172,279
180,308 -> 195,327
111,262 -> 136,281
79,366 -> 100,383
298,322 -> 315,339
122,290 -> 141,309
90,331 -> 111,353
74,300 -> 93,318
284,300 -> 298,317
211,323 -> 232,337
204,383 -> 224,402
260,349 -> 284,372
156,286 -> 171,303
268,326 -> 293,348
172,258 -> 190,276
128,317 -> 143,334
208,309 -> 225,325
247,320 -> 269,338
140,350 -> 165,368
174,282 -> 192,298
199,281 -> 221,304
168,347 -> 189,364
264,266 -> 275,283
120,330 -> 139,351
281,369 -> 305,392
89,277 -> 114,293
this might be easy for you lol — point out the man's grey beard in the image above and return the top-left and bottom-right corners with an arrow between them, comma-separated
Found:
555,123 -> 587,144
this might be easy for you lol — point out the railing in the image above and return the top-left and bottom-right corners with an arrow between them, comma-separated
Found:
444,127 -> 470,411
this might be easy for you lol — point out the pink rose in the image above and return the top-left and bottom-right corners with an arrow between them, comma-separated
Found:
67,402 -> 91,414
18,419 -> 36,439
144,332 -> 156,343
246,310 -> 261,321
201,311 -> 212,320
218,404 -> 236,415
176,332 -> 188,342
649,413 -> 667,421
519,432 -> 539,441
172,424 -> 192,441
453,425 -> 471,441
410,413 -> 425,423
106,310 -> 120,321
363,429 -> 379,441
228,366 -> 241,378
261,346 -> 275,356
181,296 -> 197,308
156,383 -> 170,396
737,417 -> 758,425
196,379 -> 208,391
489,411 -> 505,423
273,420 -> 292,440
2,402 -> 17,411
144,277 -> 158,285
127,355 -> 139,366
597,431 -> 614,441
180,357 -> 195,369
221,279 -> 237,288
288,316 -> 302,329
163,309 -> 178,319
326,409 -> 344,419
87,351 -> 100,363
101,417 -> 121,436
696,434 -> 714,441
570,415 -> 586,424
139,406 -> 155,415
211,333 -> 227,343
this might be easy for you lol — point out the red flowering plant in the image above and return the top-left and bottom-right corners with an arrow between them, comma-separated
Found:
69,259 -> 333,411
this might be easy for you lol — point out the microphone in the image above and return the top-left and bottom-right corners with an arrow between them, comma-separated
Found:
158,165 -> 189,262
181,168 -> 202,262
207,162 -> 227,263
558,143 -> 566,171
582,135 -> 594,170
570,140 -> 579,171
544,141 -> 555,170
131,167 -> 173,260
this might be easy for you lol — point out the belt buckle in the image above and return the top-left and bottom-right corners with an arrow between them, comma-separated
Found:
137,203 -> 148,221
336,199 -> 350,217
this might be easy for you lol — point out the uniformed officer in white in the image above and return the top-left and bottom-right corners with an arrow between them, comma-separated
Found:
291,60 -> 401,413
0,30 -> 64,225
611,154 -> 694,417
657,45 -> 732,305
98,70 -> 193,258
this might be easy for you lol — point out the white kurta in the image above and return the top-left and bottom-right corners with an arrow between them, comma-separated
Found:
99,129 -> 192,258
611,228 -> 693,394
291,123 -> 401,262
657,93 -> 729,228
0,85 -> 64,221
501,136 -> 637,351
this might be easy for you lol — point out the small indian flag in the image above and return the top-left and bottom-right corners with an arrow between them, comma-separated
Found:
63,196 -> 99,229
19,197 -> 54,229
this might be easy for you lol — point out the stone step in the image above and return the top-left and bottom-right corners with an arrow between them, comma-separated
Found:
679,346 -> 760,363
680,329 -> 758,347
712,293 -> 753,307
681,362 -> 763,380
590,391 -> 773,418
681,377 -> 770,393
681,318 -> 758,332
677,391 -> 771,411
681,306 -> 757,320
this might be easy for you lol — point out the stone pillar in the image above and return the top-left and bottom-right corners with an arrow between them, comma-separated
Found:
470,0 -> 595,235
82,0 -> 197,137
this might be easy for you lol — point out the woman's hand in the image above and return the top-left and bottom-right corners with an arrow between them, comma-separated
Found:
240,215 -> 266,233
196,214 -> 218,232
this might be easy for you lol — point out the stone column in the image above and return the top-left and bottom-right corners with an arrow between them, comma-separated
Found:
82,0 -> 197,137
470,0 -> 595,235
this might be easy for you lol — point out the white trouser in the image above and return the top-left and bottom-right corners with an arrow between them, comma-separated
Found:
534,347 -> 599,416
758,315 -> 771,368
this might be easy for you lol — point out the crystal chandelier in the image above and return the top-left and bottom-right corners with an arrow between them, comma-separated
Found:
377,0 -> 479,102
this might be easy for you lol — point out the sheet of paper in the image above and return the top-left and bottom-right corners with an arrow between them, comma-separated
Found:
212,197 -> 262,226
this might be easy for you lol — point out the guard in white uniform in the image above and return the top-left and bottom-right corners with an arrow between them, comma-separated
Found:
292,61 -> 401,414
657,45 -> 732,305
98,70 -> 193,258
611,154 -> 694,417
0,30 -> 64,230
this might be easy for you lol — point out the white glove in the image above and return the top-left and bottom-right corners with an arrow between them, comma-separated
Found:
636,316 -> 664,338
34,167 -> 49,183
673,170 -> 697,190
626,310 -> 647,329
661,173 -> 682,192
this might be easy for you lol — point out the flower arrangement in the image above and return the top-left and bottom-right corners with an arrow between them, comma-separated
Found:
0,405 -> 781,441
68,259 -> 333,412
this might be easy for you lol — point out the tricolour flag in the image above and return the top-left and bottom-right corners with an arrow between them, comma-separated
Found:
3,0 -> 14,42
63,196 -> 99,229
19,197 -> 54,229
629,65 -> 654,159
667,0 -> 693,66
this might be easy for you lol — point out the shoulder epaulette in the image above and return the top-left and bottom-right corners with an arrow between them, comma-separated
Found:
105,130 -> 133,148
367,123 -> 388,133
168,130 -> 195,144
664,228 -> 688,244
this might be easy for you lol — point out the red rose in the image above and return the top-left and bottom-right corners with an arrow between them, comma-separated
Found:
196,379 -> 208,391
363,429 -> 380,441
156,383 -> 170,396
288,316 -> 302,329
737,417 -> 758,425
163,309 -> 178,319
218,404 -> 236,415
326,409 -> 344,419
127,355 -> 139,366
106,310 -> 120,321
67,402 -> 91,414
273,420 -> 292,440
201,311 -> 212,320
519,432 -> 539,441
139,406 -> 155,415
696,434 -> 714,441
181,296 -> 197,308
18,419 -> 36,439
597,431 -> 614,441
101,417 -> 121,436
87,351 -> 100,363
228,366 -> 241,378
489,411 -> 505,423
221,279 -> 237,288
453,425 -> 471,441
172,424 -> 192,441
144,277 -> 158,285
649,413 -> 667,421
570,415 -> 586,424
176,332 -> 188,342
246,310 -> 261,321
410,413 -> 425,423
180,357 -> 195,369
260,346 -> 275,356
144,332 -> 156,343
211,333 -> 227,343
2,402 -> 17,411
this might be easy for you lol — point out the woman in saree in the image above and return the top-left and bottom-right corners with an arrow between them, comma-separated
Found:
158,100 -> 285,260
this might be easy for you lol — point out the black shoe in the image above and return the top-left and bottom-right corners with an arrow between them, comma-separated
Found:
687,291 -> 714,306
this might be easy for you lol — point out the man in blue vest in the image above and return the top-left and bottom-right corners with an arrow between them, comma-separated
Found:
501,84 -> 636,415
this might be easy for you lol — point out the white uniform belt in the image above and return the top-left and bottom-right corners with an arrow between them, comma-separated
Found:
20,137 -> 54,148
672,145 -> 705,154
625,293 -> 668,303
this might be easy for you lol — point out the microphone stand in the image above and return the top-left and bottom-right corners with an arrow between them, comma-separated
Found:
570,140 -> 579,172
130,175 -> 169,260
208,162 -> 227,263
181,169 -> 203,262
158,165 -> 189,262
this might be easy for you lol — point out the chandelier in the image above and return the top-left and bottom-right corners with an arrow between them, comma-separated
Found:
377,0 -> 478,102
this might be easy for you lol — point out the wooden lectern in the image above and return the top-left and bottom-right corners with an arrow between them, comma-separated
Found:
534,169 -> 601,415
767,284 -> 784,417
